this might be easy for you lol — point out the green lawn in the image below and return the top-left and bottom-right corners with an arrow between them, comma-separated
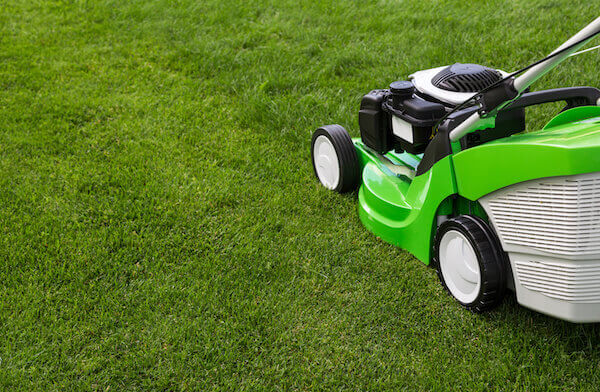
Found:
2,0 -> 600,390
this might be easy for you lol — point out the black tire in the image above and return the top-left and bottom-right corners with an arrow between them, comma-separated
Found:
433,215 -> 506,312
311,124 -> 360,193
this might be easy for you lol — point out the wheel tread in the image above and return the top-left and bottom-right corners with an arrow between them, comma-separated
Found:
311,125 -> 360,193
433,215 -> 507,313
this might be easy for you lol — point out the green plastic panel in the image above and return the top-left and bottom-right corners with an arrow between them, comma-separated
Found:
354,140 -> 457,264
453,106 -> 600,200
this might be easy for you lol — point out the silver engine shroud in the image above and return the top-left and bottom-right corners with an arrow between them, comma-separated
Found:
479,172 -> 600,322
409,66 -> 509,105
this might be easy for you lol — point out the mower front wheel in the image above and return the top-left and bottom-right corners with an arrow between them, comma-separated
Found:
433,215 -> 506,312
311,125 -> 360,193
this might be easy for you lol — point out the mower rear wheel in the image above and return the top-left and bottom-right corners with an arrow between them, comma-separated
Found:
311,125 -> 360,193
433,215 -> 506,312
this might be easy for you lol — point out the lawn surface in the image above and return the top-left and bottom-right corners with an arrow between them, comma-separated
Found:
2,0 -> 600,390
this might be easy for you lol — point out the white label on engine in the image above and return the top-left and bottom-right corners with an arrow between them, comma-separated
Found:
392,116 -> 414,143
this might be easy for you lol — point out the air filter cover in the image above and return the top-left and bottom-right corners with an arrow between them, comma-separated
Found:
431,63 -> 502,93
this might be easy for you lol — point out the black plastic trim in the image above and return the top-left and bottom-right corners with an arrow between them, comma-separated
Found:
415,126 -> 454,176
503,86 -> 600,111
476,78 -> 519,116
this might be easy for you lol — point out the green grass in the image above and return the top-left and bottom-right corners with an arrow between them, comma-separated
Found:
2,0 -> 600,390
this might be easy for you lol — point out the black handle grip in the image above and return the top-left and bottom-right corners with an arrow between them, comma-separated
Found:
504,87 -> 600,112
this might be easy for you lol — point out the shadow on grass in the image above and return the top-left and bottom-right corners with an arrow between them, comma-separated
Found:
481,293 -> 600,356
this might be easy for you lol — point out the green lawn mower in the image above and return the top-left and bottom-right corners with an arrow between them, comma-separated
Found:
311,17 -> 600,322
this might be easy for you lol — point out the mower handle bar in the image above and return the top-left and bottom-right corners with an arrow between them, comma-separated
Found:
449,16 -> 600,142
504,87 -> 600,112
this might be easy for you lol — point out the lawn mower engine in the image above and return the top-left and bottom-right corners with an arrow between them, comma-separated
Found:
359,63 -> 523,154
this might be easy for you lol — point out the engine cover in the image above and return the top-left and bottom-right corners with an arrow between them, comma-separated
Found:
410,63 -> 508,106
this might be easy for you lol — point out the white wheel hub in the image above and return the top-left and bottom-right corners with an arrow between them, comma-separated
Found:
313,135 -> 340,190
439,230 -> 481,304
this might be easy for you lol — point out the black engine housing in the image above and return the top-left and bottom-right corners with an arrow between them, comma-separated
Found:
358,64 -> 527,156
358,89 -> 393,154
358,81 -> 447,154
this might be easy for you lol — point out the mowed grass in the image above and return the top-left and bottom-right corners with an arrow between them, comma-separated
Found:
2,0 -> 600,390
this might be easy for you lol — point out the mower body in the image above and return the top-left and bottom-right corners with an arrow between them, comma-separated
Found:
310,15 -> 600,323
354,105 -> 600,322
